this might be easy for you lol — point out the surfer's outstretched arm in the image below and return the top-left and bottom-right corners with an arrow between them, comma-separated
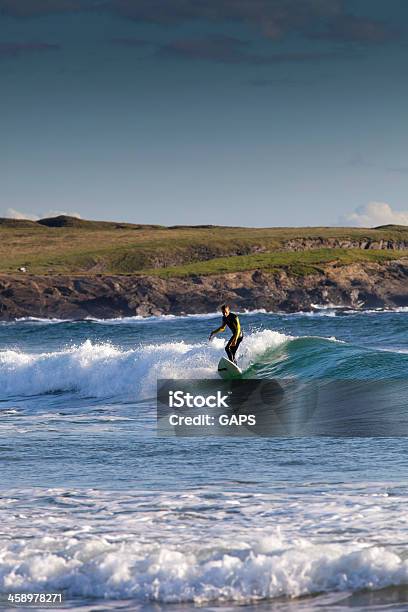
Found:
209,323 -> 226,340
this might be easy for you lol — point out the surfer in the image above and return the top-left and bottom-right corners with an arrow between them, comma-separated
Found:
209,304 -> 243,365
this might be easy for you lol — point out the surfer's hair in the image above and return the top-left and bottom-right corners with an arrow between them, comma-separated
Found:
221,304 -> 230,311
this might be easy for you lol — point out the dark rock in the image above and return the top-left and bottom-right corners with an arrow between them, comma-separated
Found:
1,258 -> 408,320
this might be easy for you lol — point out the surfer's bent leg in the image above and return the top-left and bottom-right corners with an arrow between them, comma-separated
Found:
225,337 -> 234,362
232,334 -> 243,362
226,334 -> 243,364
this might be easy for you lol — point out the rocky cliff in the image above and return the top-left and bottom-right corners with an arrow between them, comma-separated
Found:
1,258 -> 408,320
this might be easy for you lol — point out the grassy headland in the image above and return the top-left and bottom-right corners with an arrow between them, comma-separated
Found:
1,215 -> 408,277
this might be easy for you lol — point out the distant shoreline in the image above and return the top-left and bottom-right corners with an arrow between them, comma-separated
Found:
1,257 -> 408,320
2,216 -> 408,320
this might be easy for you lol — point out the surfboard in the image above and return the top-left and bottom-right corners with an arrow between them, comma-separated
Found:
217,357 -> 242,379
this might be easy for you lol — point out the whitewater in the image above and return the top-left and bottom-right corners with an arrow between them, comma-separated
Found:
1,309 -> 408,610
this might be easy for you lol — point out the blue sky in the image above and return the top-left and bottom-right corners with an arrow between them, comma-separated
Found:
1,0 -> 407,226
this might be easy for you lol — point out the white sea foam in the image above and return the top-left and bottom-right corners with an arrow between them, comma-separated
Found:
1,317 -> 70,325
1,487 -> 408,604
284,306 -> 408,317
87,309 -> 271,324
311,303 -> 348,310
1,310 -> 273,327
364,307 -> 408,314
2,306 -> 408,326
2,538 -> 407,603
0,330 -> 290,398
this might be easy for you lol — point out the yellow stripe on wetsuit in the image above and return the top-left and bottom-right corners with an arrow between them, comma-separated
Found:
233,317 -> 241,342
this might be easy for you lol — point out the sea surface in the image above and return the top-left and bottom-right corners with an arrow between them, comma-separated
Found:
1,308 -> 408,610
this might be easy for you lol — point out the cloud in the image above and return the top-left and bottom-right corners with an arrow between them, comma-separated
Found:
0,0 -> 92,18
155,36 -> 351,64
342,202 -> 408,227
345,157 -> 408,173
156,36 -> 251,64
108,0 -> 343,38
1,1 -> 399,51
346,153 -> 375,168
108,1 -> 399,46
387,166 -> 408,175
249,77 -> 307,87
251,51 -> 350,64
0,0 -> 343,26
4,208 -> 38,221
0,42 -> 60,58
4,208 -> 82,220
309,13 -> 400,44
110,37 -> 153,48
112,34 -> 251,63
112,34 -> 349,64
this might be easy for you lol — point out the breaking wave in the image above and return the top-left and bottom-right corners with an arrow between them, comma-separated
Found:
0,330 -> 291,398
2,538 -> 407,603
1,487 -> 408,605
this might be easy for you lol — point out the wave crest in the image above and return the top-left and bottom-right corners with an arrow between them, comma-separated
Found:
0,330 -> 290,398
1,534 -> 407,603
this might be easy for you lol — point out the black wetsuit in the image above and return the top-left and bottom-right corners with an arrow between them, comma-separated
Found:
222,312 -> 243,364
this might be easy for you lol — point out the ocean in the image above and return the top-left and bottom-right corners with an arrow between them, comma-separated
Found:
1,309 -> 408,610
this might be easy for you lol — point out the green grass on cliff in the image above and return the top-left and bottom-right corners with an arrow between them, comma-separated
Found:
143,248 -> 406,278
1,215 -> 408,277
